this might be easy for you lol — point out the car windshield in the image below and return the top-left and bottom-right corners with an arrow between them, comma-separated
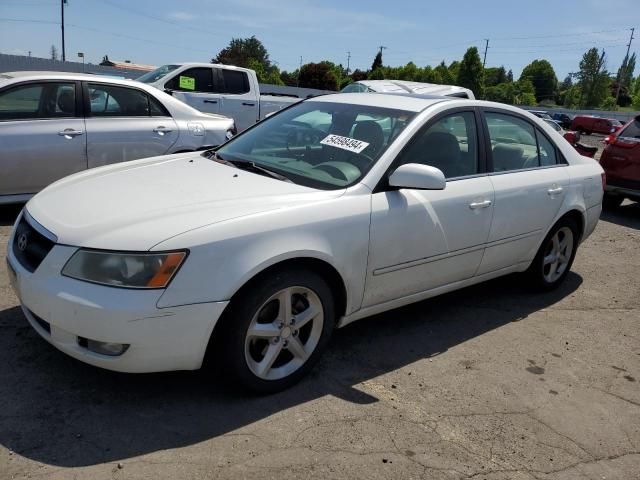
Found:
137,64 -> 180,84
211,101 -> 415,190
340,83 -> 370,93
610,119 -> 622,126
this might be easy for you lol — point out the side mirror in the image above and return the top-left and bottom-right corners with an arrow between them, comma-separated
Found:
388,163 -> 446,190
164,88 -> 174,96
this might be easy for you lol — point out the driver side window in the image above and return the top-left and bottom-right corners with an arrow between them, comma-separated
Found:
395,111 -> 479,179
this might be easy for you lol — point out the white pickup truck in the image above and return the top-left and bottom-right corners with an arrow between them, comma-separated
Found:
138,63 -> 299,132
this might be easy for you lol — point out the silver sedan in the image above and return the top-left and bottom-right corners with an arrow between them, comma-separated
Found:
0,71 -> 236,204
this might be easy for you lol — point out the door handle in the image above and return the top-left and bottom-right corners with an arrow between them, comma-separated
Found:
203,99 -> 218,104
153,126 -> 173,136
242,102 -> 256,106
547,186 -> 564,196
469,200 -> 492,209
58,129 -> 84,138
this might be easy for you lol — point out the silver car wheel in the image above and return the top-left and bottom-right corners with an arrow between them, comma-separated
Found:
244,286 -> 324,381
542,227 -> 574,283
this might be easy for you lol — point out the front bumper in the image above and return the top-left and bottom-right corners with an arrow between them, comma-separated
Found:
7,242 -> 228,373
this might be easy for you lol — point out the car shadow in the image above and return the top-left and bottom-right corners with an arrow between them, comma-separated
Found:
600,201 -> 640,230
0,204 -> 23,227
0,271 -> 582,467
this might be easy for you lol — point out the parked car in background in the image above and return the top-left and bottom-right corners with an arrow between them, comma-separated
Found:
528,110 -> 554,121
570,115 -> 623,135
340,79 -> 475,99
7,94 -> 603,393
544,119 -> 597,158
552,112 -> 575,129
138,63 -> 299,132
600,115 -> 640,207
0,71 -> 235,205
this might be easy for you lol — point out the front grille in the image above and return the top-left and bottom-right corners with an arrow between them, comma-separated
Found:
12,215 -> 55,273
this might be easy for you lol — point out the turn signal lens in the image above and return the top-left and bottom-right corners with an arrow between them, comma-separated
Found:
147,252 -> 186,287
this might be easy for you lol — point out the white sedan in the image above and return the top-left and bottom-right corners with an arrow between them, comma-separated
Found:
7,93 -> 604,392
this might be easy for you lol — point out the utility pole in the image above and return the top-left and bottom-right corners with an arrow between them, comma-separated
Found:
482,39 -> 489,68
296,55 -> 302,87
378,45 -> 387,56
615,27 -> 635,107
346,51 -> 351,75
60,0 -> 66,62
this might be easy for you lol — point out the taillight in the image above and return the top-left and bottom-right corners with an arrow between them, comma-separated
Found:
601,172 -> 606,190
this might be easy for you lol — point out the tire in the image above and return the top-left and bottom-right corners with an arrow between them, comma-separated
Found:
602,193 -> 624,209
526,217 -> 579,291
218,268 -> 335,394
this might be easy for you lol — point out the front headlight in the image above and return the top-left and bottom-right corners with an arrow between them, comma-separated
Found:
62,250 -> 187,289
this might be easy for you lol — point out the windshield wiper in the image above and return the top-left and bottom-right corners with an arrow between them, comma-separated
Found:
207,151 -> 292,183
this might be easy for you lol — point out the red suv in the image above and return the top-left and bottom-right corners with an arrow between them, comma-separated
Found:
600,115 -> 640,208
570,115 -> 623,135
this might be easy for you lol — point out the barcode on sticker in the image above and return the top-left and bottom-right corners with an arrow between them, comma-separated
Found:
320,134 -> 370,154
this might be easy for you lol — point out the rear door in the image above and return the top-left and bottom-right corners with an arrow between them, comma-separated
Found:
164,67 -> 221,115
0,80 -> 86,196
83,82 -> 178,168
477,109 -> 570,275
216,68 -> 258,132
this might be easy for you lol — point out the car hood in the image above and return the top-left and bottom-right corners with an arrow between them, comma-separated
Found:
26,153 -> 342,250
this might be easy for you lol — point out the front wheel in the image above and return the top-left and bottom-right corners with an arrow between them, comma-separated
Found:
526,218 -> 579,291
219,268 -> 335,394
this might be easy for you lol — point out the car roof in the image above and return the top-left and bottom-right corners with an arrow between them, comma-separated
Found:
355,80 -> 474,98
0,71 -> 141,86
308,92 -> 450,112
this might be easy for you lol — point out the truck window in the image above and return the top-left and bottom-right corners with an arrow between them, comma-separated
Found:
166,68 -> 214,93
221,70 -> 250,94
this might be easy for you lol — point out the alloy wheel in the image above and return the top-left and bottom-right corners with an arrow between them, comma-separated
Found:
542,226 -> 574,283
244,286 -> 324,381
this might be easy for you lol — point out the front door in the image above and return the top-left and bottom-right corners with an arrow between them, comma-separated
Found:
477,110 -> 570,275
0,81 -> 86,196
165,67 -> 221,115
84,82 -> 178,168
364,110 -> 494,307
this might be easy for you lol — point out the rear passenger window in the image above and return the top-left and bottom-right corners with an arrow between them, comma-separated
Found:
221,69 -> 250,94
396,111 -> 478,179
536,130 -> 557,166
88,84 -> 167,117
486,113 -> 538,171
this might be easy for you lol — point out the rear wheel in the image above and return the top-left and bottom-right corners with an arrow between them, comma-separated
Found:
219,268 -> 335,393
603,193 -> 624,209
526,217 -> 579,291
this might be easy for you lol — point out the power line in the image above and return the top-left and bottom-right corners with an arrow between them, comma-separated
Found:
0,17 -> 58,24
492,28 -> 624,41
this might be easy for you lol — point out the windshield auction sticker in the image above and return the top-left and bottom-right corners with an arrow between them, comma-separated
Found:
320,134 -> 370,154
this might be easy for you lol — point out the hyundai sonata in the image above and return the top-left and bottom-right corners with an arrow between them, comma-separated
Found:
7,93 -> 604,392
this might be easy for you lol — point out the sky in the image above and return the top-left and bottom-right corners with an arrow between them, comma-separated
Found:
1,0 -> 639,80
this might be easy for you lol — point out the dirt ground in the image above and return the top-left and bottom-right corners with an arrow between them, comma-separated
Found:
0,201 -> 639,480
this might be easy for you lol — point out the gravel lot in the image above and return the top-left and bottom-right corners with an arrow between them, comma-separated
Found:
1,201 -> 639,480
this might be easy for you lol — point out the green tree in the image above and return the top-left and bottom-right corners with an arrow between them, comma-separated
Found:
369,67 -> 385,80
298,62 -> 339,90
457,47 -> 484,98
520,59 -> 557,103
371,51 -> 383,71
247,58 -> 283,85
213,36 -> 270,70
507,69 -> 514,82
514,79 -> 536,105
434,61 -> 454,85
485,66 -> 508,87
351,69 -> 368,82
576,48 -> 610,108
617,52 -> 636,92
448,61 -> 460,83
484,82 -> 516,103
398,61 -> 418,81
279,70 -> 298,87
